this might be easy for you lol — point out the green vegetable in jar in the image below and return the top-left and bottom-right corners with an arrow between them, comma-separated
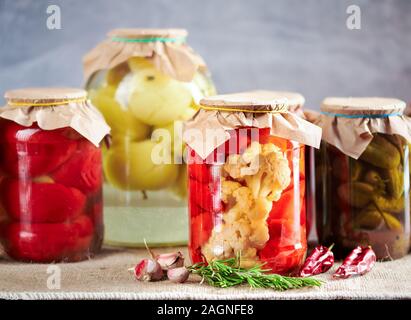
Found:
360,135 -> 400,169
364,170 -> 385,194
354,206 -> 402,231
385,135 -> 406,160
354,208 -> 383,230
374,195 -> 405,214
381,212 -> 403,231
381,168 -> 404,199
338,182 -> 374,208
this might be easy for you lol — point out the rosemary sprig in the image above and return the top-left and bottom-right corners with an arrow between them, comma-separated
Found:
187,255 -> 323,290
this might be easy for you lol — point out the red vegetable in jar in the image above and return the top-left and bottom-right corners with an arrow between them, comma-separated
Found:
0,121 -> 78,178
52,140 -> 102,195
0,87 -> 110,263
184,92 -> 322,274
4,215 -> 94,262
0,179 -> 86,223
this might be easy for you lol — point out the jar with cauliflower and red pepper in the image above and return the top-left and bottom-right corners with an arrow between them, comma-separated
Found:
184,91 -> 322,274
0,88 -> 110,262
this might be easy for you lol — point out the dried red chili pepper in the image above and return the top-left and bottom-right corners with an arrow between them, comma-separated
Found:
299,244 -> 334,277
333,246 -> 376,279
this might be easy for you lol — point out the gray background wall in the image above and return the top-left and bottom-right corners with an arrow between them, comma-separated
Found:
0,0 -> 410,108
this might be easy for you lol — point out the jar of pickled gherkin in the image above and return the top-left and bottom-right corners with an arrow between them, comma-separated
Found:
316,97 -> 411,260
184,92 -> 322,274
402,103 -> 411,249
0,88 -> 110,262
83,29 -> 216,247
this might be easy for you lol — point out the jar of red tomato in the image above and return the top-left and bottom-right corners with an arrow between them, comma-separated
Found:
184,92 -> 322,274
0,88 -> 110,262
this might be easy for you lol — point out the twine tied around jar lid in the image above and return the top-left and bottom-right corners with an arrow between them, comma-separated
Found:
321,97 -> 406,118
320,97 -> 411,159
5,87 -> 87,107
83,28 -> 207,83
199,91 -> 290,113
0,87 -> 110,147
184,91 -> 322,160
109,28 -> 188,44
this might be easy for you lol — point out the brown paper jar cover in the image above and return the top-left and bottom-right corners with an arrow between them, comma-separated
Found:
0,87 -> 110,147
83,28 -> 207,83
183,91 -> 322,159
320,97 -> 411,159
250,90 -> 305,118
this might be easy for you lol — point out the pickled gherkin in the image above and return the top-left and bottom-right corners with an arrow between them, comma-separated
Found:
359,135 -> 401,169
316,133 -> 410,260
337,182 -> 374,208
381,168 -> 404,199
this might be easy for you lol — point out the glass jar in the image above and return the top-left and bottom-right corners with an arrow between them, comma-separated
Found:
188,128 -> 306,274
404,107 -> 411,250
282,92 -> 316,241
316,97 -> 411,260
84,29 -> 216,247
303,109 -> 324,243
184,92 -> 322,274
0,88 -> 109,262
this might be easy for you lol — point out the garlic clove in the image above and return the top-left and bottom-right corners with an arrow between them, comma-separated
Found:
157,251 -> 184,270
134,258 -> 164,282
167,267 -> 190,283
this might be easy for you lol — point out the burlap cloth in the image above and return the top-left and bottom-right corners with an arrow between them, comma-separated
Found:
0,247 -> 410,300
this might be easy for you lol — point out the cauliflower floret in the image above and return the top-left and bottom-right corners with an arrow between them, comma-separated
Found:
233,186 -> 254,212
201,140 -> 291,267
224,207 -> 242,224
249,219 -> 270,248
224,141 -> 291,202
245,143 -> 291,202
223,141 -> 261,179
231,218 -> 252,239
223,154 -> 243,179
221,178 -> 242,204
239,248 -> 259,268
248,197 -> 272,220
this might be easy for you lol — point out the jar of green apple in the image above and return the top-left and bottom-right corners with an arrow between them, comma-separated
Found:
184,92 -> 322,274
0,88 -> 110,262
83,29 -> 216,247
316,97 -> 411,260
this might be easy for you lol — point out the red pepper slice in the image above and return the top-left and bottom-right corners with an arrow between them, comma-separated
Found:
299,245 -> 334,277
1,179 -> 86,223
189,210 -> 214,260
0,121 -> 77,177
52,140 -> 102,194
188,163 -> 212,183
258,238 -> 306,275
188,178 -> 222,213
333,246 -> 377,279
3,215 -> 93,262
269,180 -> 305,221
260,218 -> 307,275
